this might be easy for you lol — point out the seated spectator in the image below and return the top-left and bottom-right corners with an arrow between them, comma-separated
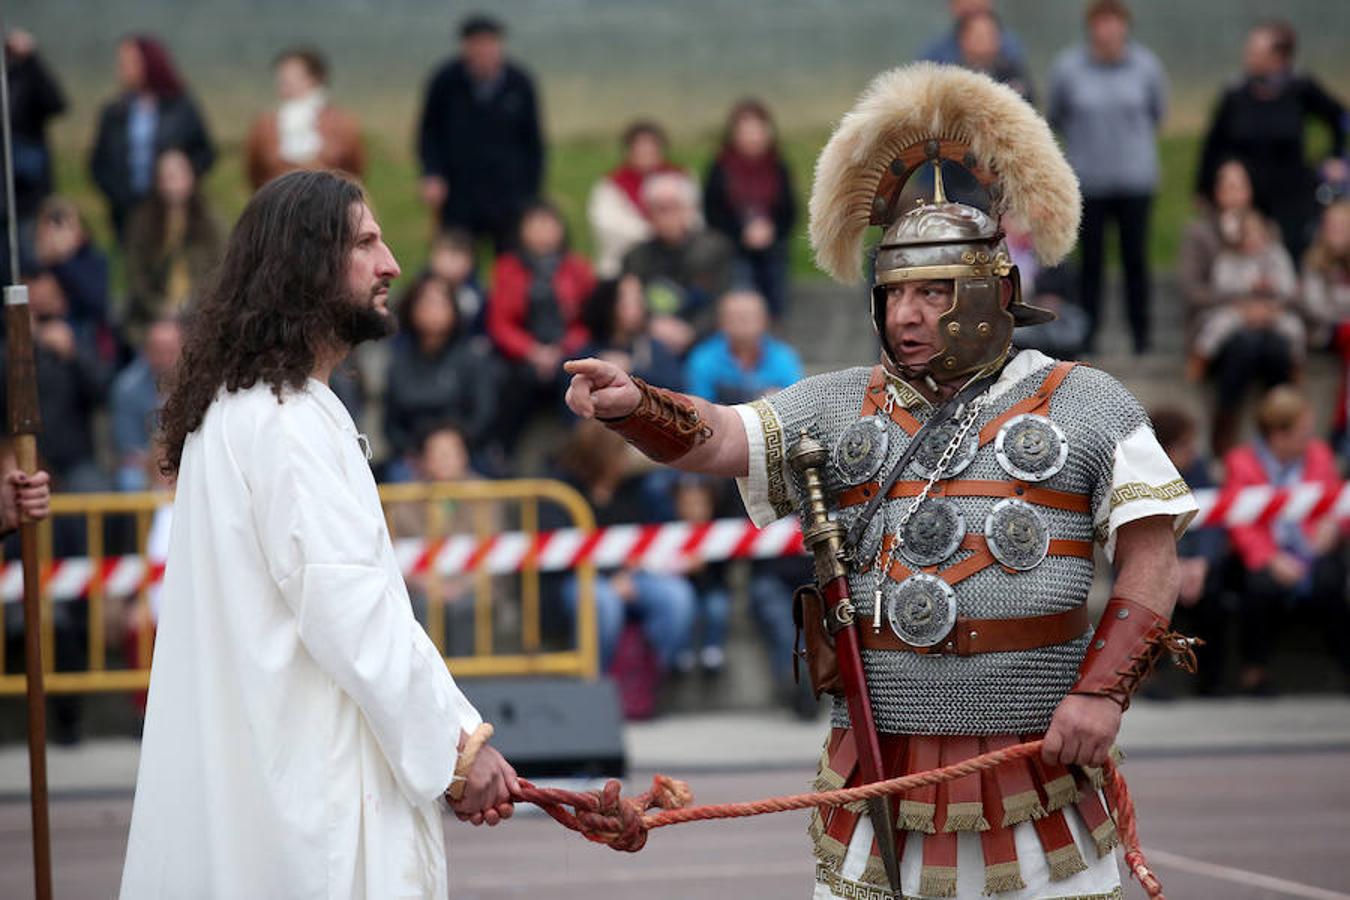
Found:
703,100 -> 797,318
424,228 -> 486,334
956,9 -> 1034,103
622,172 -> 734,355
579,274 -> 684,391
558,421 -> 695,709
123,148 -> 224,346
1181,159 -> 1258,323
918,0 -> 1027,68
0,272 -> 109,493
487,202 -> 595,446
588,120 -> 685,278
1301,200 -> 1350,348
1006,216 -> 1089,358
1151,406 -> 1230,695
384,272 -> 501,480
1224,387 -> 1348,694
685,289 -> 803,405
669,475 -> 731,676
1191,208 -> 1302,455
667,473 -> 815,720
388,423 -> 487,656
89,34 -> 215,240
1012,263 -> 1090,360
33,196 -> 112,361
110,316 -> 181,491
245,46 -> 364,191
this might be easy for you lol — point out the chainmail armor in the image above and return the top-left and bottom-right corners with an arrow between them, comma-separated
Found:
762,354 -> 1150,735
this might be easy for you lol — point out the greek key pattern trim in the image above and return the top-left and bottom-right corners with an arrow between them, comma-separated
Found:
1108,478 -> 1191,510
814,863 -> 895,900
883,373 -> 929,410
751,398 -> 793,520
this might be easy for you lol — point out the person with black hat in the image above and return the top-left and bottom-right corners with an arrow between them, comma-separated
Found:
416,14 -> 545,254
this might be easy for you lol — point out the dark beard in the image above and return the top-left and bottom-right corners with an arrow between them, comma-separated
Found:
335,292 -> 396,346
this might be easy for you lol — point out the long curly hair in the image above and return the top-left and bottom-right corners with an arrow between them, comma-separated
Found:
157,169 -> 366,475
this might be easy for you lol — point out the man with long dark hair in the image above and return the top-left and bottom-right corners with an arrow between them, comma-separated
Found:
121,170 -> 516,899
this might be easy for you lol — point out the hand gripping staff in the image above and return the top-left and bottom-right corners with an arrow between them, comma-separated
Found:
0,19 -> 51,900
786,431 -> 904,895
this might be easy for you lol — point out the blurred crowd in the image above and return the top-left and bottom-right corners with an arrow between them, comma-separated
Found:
2,0 -> 1348,732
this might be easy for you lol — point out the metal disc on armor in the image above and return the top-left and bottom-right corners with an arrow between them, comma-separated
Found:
832,416 -> 890,485
994,414 -> 1069,482
911,419 -> 978,479
899,498 -> 966,567
984,498 -> 1051,571
885,573 -> 957,647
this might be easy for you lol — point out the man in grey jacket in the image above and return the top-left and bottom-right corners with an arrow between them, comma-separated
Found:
1047,0 -> 1167,355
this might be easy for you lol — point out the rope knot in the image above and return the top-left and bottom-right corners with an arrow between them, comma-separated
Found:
648,774 -> 693,810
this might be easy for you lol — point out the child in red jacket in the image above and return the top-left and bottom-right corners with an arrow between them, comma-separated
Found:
1222,386 -> 1348,694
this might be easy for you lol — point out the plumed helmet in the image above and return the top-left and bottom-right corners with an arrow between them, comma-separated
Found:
809,64 -> 1081,383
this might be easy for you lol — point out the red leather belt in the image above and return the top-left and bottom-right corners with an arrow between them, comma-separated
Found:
859,604 -> 1090,656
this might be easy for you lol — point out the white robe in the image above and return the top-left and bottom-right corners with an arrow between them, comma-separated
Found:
120,379 -> 482,899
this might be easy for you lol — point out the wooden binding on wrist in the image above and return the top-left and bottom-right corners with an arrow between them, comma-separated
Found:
446,722 -> 495,802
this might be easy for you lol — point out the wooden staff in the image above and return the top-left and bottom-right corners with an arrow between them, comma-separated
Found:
1,20 -> 53,900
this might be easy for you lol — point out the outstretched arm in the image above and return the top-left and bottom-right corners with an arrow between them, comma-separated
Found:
564,357 -> 749,477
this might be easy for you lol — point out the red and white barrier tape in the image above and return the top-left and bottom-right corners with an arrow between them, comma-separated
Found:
6,484 -> 1348,604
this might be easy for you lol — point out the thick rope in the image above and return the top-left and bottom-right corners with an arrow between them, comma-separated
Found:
505,738 -> 1166,899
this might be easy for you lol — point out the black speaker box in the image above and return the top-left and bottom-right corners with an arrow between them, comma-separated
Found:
460,677 -> 626,778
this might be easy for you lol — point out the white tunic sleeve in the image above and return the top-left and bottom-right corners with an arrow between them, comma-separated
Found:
245,396 -> 480,806
1096,422 -> 1198,562
733,399 -> 797,527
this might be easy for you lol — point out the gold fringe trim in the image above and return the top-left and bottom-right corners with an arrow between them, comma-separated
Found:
1043,775 -> 1081,812
943,801 -> 990,832
1091,818 -> 1121,858
983,861 -> 1026,895
1000,790 -> 1047,826
919,865 -> 958,897
1042,889 -> 1124,900
1083,766 -> 1105,791
859,855 -> 891,887
897,799 -> 937,833
814,763 -> 846,793
1046,843 -> 1089,882
808,810 -> 849,874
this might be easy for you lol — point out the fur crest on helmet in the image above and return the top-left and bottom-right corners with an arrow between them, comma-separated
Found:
809,63 -> 1081,283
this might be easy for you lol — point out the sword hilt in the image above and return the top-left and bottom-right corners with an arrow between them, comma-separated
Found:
787,431 -> 847,584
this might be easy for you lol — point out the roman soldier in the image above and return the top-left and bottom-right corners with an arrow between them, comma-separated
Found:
564,63 -> 1198,898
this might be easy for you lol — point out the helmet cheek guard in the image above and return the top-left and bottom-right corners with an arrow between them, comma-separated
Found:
931,277 -> 1015,380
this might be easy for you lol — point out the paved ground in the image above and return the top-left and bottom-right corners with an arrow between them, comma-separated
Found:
1,750 -> 1349,899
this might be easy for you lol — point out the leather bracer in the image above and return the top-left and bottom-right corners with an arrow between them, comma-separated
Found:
1070,597 -> 1198,711
598,376 -> 712,463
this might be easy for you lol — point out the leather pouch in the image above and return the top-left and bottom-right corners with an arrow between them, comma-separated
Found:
792,583 -> 842,699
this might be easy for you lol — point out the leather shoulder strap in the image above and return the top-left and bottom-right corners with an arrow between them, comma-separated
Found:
861,366 -> 922,436
977,361 -> 1077,447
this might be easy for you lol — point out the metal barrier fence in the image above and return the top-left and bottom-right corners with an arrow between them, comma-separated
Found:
0,479 -> 598,695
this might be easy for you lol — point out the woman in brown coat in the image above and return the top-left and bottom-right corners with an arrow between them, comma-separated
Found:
244,47 -> 365,191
